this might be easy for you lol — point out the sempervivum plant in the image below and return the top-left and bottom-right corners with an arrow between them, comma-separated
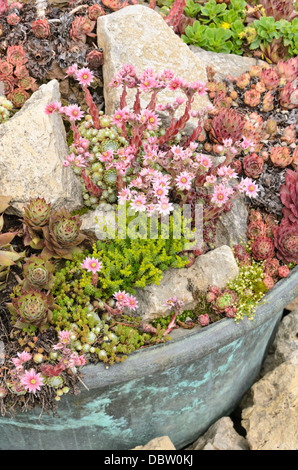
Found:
22,255 -> 55,291
41,208 -> 86,259
270,145 -> 293,169
8,290 -> 54,330
280,168 -> 298,224
274,219 -> 298,264
7,87 -> 30,108
207,287 -> 239,317
246,219 -> 267,239
23,197 -> 51,230
207,108 -> 245,145
251,235 -> 275,261
242,153 -> 264,179
32,18 -> 50,39
69,16 -> 96,43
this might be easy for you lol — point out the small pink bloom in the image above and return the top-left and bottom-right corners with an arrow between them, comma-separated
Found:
65,64 -> 78,78
118,187 -> 132,204
44,101 -> 60,115
130,194 -> 147,212
17,351 -> 32,363
113,290 -> 128,304
126,295 -> 138,311
157,198 -> 174,216
175,171 -> 194,191
76,67 -> 94,87
20,369 -> 44,394
65,104 -> 84,121
81,256 -> 103,274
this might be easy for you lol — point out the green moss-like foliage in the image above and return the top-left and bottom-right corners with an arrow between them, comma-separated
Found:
50,213 -> 192,363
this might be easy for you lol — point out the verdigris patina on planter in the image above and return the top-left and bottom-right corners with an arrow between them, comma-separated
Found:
0,266 -> 297,450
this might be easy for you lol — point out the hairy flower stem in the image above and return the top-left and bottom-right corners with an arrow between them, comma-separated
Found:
120,85 -> 127,110
163,312 -> 178,336
83,85 -> 100,129
157,95 -> 194,145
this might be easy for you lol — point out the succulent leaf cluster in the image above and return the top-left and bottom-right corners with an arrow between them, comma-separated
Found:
0,45 -> 37,108
23,197 -> 86,260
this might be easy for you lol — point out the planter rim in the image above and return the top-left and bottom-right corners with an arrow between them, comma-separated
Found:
81,265 -> 298,390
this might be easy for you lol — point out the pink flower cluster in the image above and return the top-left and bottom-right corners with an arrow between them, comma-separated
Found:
65,64 -> 95,88
109,64 -> 207,99
64,136 -> 91,168
118,168 -> 174,216
10,351 -> 44,395
44,100 -> 84,122
8,332 -> 86,395
113,290 -> 139,311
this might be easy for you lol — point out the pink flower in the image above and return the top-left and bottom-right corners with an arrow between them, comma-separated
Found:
168,77 -> 182,91
76,67 -> 94,87
205,175 -> 217,185
175,171 -> 194,191
108,73 -> 123,88
20,369 -> 44,394
197,154 -> 213,170
154,186 -> 167,199
130,193 -> 147,212
239,178 -> 259,198
44,101 -> 61,115
192,81 -> 207,95
126,295 -> 138,311
58,330 -> 71,344
139,76 -> 158,92
140,109 -> 161,130
65,104 -> 84,121
113,290 -> 129,304
118,187 -> 132,204
211,184 -> 230,206
12,351 -> 32,370
65,64 -> 78,79
111,108 -> 126,128
222,138 -> 233,148
157,198 -> 174,216
81,256 -> 103,274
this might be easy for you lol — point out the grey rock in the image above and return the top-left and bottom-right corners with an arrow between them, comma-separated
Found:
261,310 -> 298,376
0,80 -> 83,216
97,5 -> 210,124
214,196 -> 249,248
189,46 -> 266,82
187,417 -> 249,450
134,245 -> 239,321
132,436 -> 176,450
241,359 -> 298,450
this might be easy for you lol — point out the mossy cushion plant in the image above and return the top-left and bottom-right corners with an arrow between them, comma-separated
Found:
50,211 -> 191,364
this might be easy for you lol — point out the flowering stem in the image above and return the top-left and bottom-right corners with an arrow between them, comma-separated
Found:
163,312 -> 178,336
83,85 -> 100,129
120,85 -> 127,110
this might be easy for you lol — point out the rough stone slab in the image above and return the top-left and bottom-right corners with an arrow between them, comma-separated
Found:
241,359 -> 298,450
187,417 -> 249,450
97,5 -> 210,120
286,296 -> 298,311
189,46 -> 266,81
0,80 -> 83,216
214,196 -> 248,248
261,310 -> 298,376
132,436 -> 176,450
134,245 -> 239,321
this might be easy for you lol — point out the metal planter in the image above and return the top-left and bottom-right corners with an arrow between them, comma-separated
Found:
1,266 -> 297,450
